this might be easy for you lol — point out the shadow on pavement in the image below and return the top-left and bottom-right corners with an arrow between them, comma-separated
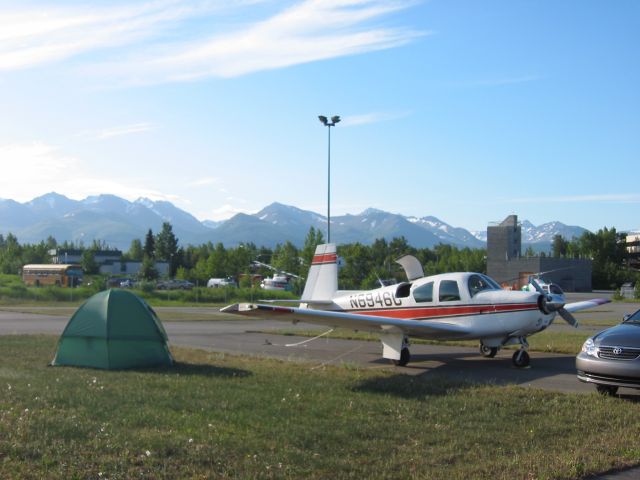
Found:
358,350 -> 585,397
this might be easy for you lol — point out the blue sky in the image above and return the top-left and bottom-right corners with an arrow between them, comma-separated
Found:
1,0 -> 638,234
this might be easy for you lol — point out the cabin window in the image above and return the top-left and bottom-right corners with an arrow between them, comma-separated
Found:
413,282 -> 434,303
395,282 -> 412,298
439,280 -> 461,302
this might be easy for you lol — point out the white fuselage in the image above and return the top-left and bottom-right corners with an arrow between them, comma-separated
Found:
329,272 -> 554,343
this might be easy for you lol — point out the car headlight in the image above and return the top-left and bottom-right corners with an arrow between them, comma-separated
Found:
581,338 -> 598,357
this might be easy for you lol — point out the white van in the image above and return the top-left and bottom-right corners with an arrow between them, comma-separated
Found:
207,277 -> 238,288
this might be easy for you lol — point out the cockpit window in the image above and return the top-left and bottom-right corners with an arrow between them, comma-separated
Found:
439,280 -> 461,302
468,274 -> 497,297
549,284 -> 564,295
482,275 -> 501,290
413,282 -> 433,303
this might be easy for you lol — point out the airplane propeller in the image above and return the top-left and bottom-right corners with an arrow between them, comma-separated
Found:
529,278 -> 578,327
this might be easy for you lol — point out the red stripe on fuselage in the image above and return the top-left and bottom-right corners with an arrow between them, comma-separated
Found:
347,303 -> 539,320
312,253 -> 337,265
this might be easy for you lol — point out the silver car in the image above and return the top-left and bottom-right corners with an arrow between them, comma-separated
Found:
576,309 -> 640,395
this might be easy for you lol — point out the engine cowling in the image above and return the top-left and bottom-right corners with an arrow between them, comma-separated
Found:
537,293 -> 565,315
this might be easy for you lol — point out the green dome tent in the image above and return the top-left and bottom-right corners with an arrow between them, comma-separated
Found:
52,289 -> 173,369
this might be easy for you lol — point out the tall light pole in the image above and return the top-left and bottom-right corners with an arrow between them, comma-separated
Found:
318,115 -> 340,243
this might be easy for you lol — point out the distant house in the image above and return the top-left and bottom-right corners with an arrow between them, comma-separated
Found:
50,249 -> 122,265
49,249 -> 169,277
626,233 -> 640,270
486,215 -> 592,292
99,261 -> 169,277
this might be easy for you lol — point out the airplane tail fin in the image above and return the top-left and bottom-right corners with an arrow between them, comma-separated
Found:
301,243 -> 338,302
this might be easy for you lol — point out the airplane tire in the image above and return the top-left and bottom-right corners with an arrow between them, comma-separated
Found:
596,384 -> 618,396
512,350 -> 530,368
480,345 -> 498,358
392,348 -> 411,367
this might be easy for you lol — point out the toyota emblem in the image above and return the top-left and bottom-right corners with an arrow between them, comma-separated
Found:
613,347 -> 623,355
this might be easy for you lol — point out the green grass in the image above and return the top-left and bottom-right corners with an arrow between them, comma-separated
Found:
1,336 -> 640,479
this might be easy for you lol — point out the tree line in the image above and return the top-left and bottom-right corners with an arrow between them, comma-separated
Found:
549,227 -> 636,289
0,224 -> 636,290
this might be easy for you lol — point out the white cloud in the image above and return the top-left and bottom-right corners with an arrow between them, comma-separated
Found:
188,177 -> 219,187
206,203 -> 254,220
510,194 -> 640,204
0,141 -> 178,203
0,1 -> 221,71
341,110 -> 412,127
0,143 -> 78,200
0,0 -> 420,86
80,122 -> 156,140
88,0 -> 424,85
0,1 -> 423,83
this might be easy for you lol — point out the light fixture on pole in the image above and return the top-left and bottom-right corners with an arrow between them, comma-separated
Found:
318,115 -> 340,243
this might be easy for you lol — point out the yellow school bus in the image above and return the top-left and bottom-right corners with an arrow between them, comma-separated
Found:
22,264 -> 83,287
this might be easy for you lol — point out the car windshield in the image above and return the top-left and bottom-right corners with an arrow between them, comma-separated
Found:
623,310 -> 640,324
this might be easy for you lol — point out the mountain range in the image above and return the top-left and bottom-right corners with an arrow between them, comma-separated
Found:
0,193 -> 589,251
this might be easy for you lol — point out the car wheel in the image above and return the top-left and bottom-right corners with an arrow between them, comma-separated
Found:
595,384 -> 618,396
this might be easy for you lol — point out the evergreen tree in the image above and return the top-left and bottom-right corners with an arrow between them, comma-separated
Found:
127,239 -> 143,261
552,234 -> 568,258
143,229 -> 155,259
272,241 -> 301,276
139,254 -> 159,281
155,222 -> 179,276
45,236 -> 57,250
0,233 -> 22,274
301,227 -> 325,267
81,249 -> 99,274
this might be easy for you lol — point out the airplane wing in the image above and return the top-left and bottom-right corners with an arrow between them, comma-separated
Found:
564,298 -> 611,313
220,303 -> 471,340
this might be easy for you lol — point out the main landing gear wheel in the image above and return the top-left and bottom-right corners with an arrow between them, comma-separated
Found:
596,384 -> 618,396
392,348 -> 411,367
512,350 -> 530,368
480,345 -> 498,358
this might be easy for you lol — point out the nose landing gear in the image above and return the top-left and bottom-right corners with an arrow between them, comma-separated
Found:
512,338 -> 530,368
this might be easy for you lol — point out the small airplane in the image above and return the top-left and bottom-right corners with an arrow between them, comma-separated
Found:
223,244 -> 610,368
520,275 -> 564,296
252,260 -> 303,291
